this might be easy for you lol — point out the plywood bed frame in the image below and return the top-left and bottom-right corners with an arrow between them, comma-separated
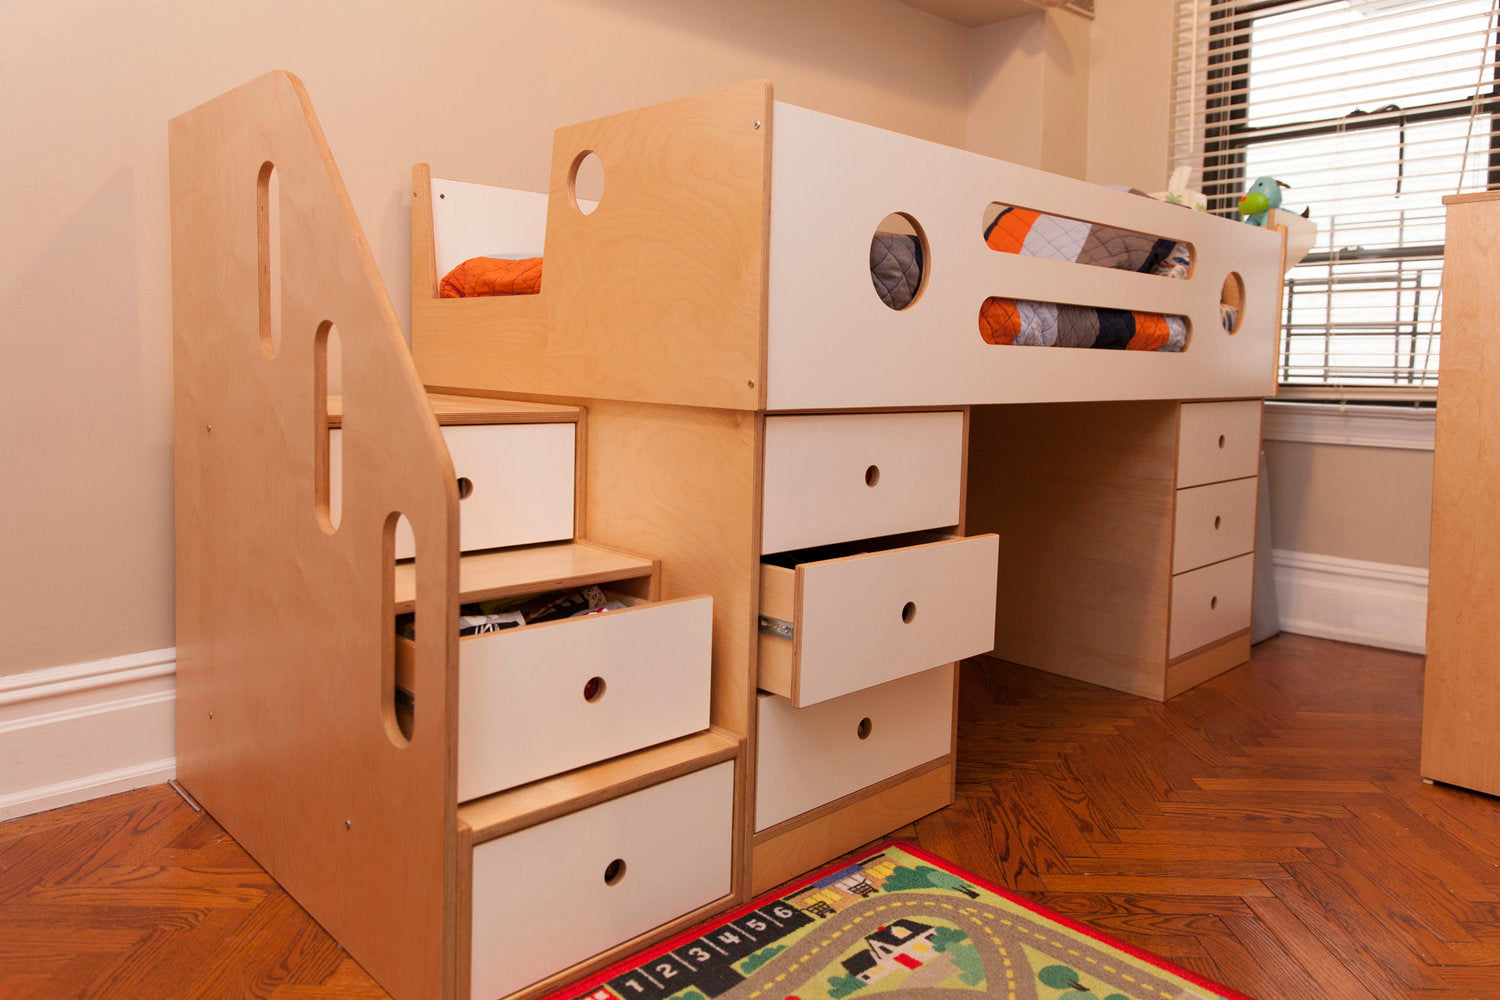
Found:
169,72 -> 1287,1000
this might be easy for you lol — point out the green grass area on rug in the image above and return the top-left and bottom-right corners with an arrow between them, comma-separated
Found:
542,842 -> 1254,1000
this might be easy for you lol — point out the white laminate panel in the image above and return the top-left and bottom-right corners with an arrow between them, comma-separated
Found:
1172,477 -> 1258,574
470,762 -> 734,1000
762,411 -> 964,554
330,423 -> 575,558
1169,553 -> 1255,659
453,596 -> 712,801
754,664 -> 954,831
1176,401 -> 1262,488
764,102 -> 1284,409
761,534 -> 998,707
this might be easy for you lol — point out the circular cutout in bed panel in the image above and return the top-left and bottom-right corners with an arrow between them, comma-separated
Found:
569,151 -> 604,216
871,212 -> 929,311
1220,272 -> 1246,334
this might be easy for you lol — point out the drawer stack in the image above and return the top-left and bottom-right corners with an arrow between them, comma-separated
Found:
750,410 -> 998,893
378,395 -> 738,1000
1166,401 -> 1261,694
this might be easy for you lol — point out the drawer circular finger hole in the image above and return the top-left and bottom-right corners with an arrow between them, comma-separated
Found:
583,676 -> 607,703
1218,434 -> 1227,449
603,858 -> 627,886
1214,515 -> 1222,530
856,717 -> 873,740
901,601 -> 917,624
865,464 -> 881,487
456,477 -> 474,500
1211,595 -> 1219,610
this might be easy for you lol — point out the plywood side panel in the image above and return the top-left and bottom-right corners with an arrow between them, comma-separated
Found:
169,72 -> 457,999
968,400 -> 1177,699
1422,193 -> 1500,795
576,398 -> 760,901
576,401 -> 761,738
412,81 -> 772,410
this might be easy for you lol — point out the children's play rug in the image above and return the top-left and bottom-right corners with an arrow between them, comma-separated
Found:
548,842 -> 1252,1000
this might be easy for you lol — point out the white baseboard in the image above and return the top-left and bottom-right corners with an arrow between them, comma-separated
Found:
1271,549 -> 1427,654
0,648 -> 176,821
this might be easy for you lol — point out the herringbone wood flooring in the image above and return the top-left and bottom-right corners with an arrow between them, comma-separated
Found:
3,634 -> 1496,998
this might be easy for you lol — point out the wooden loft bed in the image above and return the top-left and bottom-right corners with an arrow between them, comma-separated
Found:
170,72 -> 1288,1000
410,83 -> 1285,412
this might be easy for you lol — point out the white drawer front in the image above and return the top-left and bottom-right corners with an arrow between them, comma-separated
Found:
1177,401 -> 1261,488
762,411 -> 964,554
451,596 -> 712,802
761,534 -> 997,707
755,663 -> 954,831
470,762 -> 734,1000
1169,553 -> 1254,659
332,422 -> 575,558
1172,477 -> 1258,574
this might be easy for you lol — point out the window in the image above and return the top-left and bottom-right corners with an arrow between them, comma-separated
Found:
1172,0 -> 1499,398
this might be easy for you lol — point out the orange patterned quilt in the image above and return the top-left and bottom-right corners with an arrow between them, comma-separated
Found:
439,256 -> 543,298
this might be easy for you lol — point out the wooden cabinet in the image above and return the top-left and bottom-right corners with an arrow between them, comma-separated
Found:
968,398 -> 1261,700
1421,191 -> 1500,795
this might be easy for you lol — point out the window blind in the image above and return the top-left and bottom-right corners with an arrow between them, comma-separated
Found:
1171,0 -> 1498,397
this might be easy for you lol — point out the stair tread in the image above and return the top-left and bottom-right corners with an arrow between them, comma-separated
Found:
328,392 -> 580,427
459,729 -> 741,842
392,540 -> 655,613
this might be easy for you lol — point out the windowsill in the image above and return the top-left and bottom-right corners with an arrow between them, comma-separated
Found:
1262,400 -> 1435,451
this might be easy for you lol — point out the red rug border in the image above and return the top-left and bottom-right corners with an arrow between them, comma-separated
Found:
540,838 -> 1258,1000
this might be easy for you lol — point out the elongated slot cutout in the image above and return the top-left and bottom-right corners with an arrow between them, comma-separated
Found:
385,513 -> 414,746
257,162 -> 282,358
570,151 -> 604,216
315,322 -> 342,533
1221,272 -> 1246,334
982,201 -> 1193,279
979,297 -> 1191,352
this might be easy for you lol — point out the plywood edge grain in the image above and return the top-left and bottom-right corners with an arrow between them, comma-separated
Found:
1165,629 -> 1252,699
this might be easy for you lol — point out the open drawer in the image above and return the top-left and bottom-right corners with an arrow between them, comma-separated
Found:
758,533 -> 998,707
397,593 -> 713,802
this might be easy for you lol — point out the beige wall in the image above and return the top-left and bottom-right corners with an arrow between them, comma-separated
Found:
1265,441 -> 1433,568
1084,0 -> 1172,191
0,0 -> 971,676
967,9 -> 1089,177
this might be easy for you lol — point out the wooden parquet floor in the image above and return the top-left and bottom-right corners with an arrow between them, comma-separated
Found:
2,633 -> 1497,998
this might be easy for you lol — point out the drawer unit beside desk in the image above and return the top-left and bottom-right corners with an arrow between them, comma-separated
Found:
972,399 -> 1262,701
761,411 -> 964,553
1172,478 -> 1258,574
757,534 -> 997,707
1177,400 -> 1261,487
398,595 -> 712,802
469,762 -> 735,1000
1169,553 -> 1254,660
754,664 -> 955,831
